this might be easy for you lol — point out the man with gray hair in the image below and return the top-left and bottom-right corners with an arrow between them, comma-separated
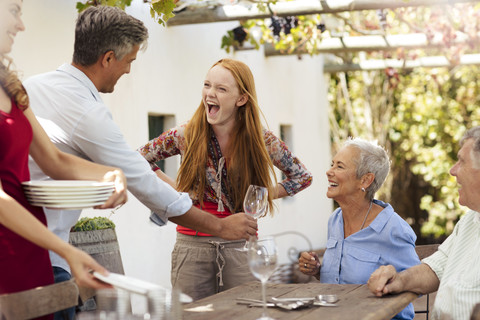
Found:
368,126 -> 480,320
25,6 -> 257,319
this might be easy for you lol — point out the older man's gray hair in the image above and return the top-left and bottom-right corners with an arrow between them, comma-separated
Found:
343,137 -> 390,201
73,6 -> 148,66
460,126 -> 480,169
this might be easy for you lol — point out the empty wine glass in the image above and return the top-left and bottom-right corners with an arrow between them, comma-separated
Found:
248,236 -> 278,320
94,288 -> 131,319
237,185 -> 268,251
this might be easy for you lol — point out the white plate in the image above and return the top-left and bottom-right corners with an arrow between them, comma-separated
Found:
29,200 -> 107,209
93,272 -> 193,303
22,180 -> 115,189
26,193 -> 112,201
27,196 -> 110,204
24,189 -> 114,196
23,186 -> 115,193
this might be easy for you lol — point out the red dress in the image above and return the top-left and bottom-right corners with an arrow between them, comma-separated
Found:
0,101 -> 54,319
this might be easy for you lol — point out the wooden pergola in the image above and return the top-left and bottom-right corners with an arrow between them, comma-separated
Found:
167,0 -> 480,71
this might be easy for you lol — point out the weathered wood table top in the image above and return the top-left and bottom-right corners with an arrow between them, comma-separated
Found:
183,281 -> 418,320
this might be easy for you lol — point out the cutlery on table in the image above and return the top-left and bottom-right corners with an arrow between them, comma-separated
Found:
236,297 -> 313,310
271,294 -> 339,307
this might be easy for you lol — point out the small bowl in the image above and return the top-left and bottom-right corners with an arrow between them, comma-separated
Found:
317,294 -> 338,303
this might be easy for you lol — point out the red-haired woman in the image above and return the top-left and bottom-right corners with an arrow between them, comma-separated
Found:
139,58 -> 312,301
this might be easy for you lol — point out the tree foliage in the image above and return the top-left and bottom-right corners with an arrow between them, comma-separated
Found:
76,0 -> 177,25
328,65 -> 480,240
76,0 -> 133,12
221,2 -> 480,59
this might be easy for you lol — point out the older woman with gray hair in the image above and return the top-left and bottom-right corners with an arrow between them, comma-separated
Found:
298,137 -> 420,320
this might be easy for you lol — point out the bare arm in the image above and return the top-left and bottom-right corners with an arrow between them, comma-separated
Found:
274,183 -> 288,199
169,206 -> 258,240
155,169 -> 177,189
0,182 -> 109,289
368,263 -> 440,296
25,108 -> 127,208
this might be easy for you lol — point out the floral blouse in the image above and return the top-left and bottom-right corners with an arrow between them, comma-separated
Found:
138,123 -> 313,213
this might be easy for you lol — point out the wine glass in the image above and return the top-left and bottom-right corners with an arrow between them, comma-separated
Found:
237,185 -> 268,251
248,236 -> 278,320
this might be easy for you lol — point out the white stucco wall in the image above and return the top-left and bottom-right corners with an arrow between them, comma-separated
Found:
12,0 -> 332,290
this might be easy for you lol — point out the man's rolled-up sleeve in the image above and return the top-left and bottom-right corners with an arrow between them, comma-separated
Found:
149,192 -> 192,226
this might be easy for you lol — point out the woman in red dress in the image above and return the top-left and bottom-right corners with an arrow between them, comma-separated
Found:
0,1 -> 128,317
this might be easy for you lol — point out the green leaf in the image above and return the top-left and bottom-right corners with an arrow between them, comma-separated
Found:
71,217 -> 116,232
150,0 -> 176,26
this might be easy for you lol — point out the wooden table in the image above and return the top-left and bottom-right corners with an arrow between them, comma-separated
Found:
183,281 -> 418,320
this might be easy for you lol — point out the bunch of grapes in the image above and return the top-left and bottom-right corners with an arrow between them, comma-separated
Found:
283,16 -> 299,35
270,16 -> 283,37
270,16 -> 299,37
317,23 -> 326,33
232,26 -> 247,46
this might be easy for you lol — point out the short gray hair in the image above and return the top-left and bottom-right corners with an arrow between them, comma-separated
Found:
73,6 -> 148,66
460,126 -> 480,169
343,137 -> 390,201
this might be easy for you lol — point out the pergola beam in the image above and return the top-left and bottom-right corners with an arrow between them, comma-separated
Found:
168,0 -> 479,26
323,53 -> 480,72
263,32 -> 478,56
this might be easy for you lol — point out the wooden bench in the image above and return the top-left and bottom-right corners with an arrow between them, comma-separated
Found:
0,229 -> 125,319
0,279 -> 79,320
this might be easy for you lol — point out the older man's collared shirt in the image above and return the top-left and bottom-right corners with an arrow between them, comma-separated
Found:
25,63 -> 192,272
423,210 -> 480,320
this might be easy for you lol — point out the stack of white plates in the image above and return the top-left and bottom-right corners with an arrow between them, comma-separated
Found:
22,180 -> 115,210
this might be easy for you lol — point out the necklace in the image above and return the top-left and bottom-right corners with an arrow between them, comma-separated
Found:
360,201 -> 373,231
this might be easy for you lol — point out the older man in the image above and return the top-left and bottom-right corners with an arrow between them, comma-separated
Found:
368,126 -> 480,320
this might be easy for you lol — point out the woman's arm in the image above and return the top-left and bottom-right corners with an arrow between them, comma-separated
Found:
0,182 -> 110,289
274,183 -> 288,199
137,125 -> 184,169
264,130 -> 313,199
25,107 -> 127,208
155,169 -> 177,189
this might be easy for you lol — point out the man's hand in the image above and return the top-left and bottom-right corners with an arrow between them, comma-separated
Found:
218,213 -> 257,241
98,169 -> 128,209
367,265 -> 401,297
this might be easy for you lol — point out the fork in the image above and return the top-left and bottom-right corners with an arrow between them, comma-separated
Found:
271,296 -> 338,307
236,297 -> 265,304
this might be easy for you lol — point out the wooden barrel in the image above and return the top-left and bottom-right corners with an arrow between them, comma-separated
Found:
69,228 -> 125,275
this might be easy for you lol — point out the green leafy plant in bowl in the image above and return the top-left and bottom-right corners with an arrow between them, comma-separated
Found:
71,216 -> 115,232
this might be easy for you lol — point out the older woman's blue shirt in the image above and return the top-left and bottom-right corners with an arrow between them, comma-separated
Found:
320,199 -> 420,320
